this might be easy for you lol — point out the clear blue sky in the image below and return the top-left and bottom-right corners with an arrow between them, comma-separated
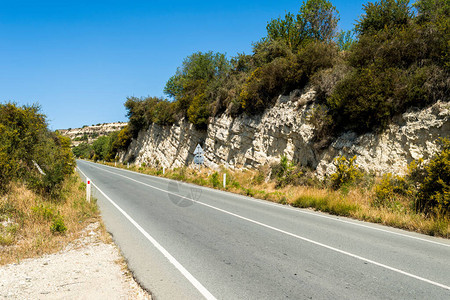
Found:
0,0 -> 366,130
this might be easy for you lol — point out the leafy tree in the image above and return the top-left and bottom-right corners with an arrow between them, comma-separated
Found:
164,51 -> 229,103
266,0 -> 339,50
153,100 -> 176,125
413,0 -> 450,69
164,51 -> 230,129
267,12 -> 305,50
0,103 -> 74,197
335,30 -> 356,51
92,136 -> 110,161
355,0 -> 412,35
413,0 -> 450,24
124,96 -> 148,137
299,0 -> 339,42
107,126 -> 132,160
72,143 -> 93,159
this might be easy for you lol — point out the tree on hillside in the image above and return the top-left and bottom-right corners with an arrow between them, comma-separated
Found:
164,51 -> 230,129
266,12 -> 305,50
300,0 -> 339,42
335,30 -> 356,51
414,0 -> 450,24
266,0 -> 339,50
0,103 -> 74,197
355,0 -> 412,35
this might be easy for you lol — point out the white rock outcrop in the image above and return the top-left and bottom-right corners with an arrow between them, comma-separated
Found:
122,88 -> 449,177
316,101 -> 450,177
60,122 -> 128,146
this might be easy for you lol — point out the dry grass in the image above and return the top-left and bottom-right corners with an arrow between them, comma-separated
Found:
0,174 -> 105,265
104,161 -> 449,238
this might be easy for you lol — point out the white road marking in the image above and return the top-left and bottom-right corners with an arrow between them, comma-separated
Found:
88,160 -> 450,248
77,166 -> 217,300
79,161 -> 450,291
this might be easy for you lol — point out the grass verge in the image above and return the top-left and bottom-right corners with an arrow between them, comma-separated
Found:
0,174 -> 107,265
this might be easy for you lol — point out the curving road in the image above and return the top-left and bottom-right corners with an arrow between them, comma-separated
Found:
76,160 -> 450,300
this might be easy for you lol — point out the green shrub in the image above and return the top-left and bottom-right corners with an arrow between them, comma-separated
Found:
73,197 -> 98,221
72,143 -> 93,159
192,177 -> 208,186
243,188 -> 255,197
252,170 -> 265,185
355,0 -> 412,35
231,181 -> 241,189
32,204 -> 56,221
324,0 -> 449,135
171,167 -> 187,181
0,103 -> 75,197
210,172 -> 220,188
50,215 -> 67,234
271,156 -> 295,188
330,155 -> 363,190
415,138 -> 450,216
111,126 -> 132,153
266,0 -> 339,50
187,92 -> 210,130
239,57 -> 299,114
373,173 -> 410,207
297,41 -> 337,76
271,156 -> 322,188
0,232 -> 15,246
406,158 -> 427,184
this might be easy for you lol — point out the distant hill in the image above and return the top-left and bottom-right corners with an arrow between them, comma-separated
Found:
59,122 -> 128,146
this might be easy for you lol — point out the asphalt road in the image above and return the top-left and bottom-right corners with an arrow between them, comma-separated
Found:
76,160 -> 450,300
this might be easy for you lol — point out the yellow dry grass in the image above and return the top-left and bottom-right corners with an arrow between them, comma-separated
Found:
0,174 -> 107,265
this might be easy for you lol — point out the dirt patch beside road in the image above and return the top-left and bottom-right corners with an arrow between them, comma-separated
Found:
0,222 -> 151,299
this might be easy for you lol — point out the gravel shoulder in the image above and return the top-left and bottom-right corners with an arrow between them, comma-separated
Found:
0,222 -> 151,299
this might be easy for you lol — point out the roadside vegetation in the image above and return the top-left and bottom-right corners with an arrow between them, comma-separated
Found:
99,138 -> 449,237
0,103 -> 103,265
123,0 -> 448,136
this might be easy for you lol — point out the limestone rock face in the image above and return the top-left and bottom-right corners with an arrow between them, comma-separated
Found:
123,121 -> 206,168
122,88 -> 449,177
60,122 -> 128,146
316,101 -> 450,177
122,90 -> 317,169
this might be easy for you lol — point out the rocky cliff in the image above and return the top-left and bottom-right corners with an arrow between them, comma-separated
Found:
60,122 -> 128,146
122,89 -> 449,177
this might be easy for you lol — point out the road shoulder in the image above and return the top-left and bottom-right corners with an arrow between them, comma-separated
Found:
0,222 -> 151,299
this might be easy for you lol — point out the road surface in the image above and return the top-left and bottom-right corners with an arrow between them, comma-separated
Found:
76,160 -> 450,299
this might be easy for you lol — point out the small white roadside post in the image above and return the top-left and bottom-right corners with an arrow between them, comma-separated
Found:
115,161 -> 117,167
127,162 -> 129,169
163,167 -> 166,175
86,178 -> 91,203
223,173 -> 226,188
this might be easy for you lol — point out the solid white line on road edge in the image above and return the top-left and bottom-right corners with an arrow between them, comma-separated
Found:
81,162 -> 450,292
76,166 -> 217,300
81,160 -> 450,248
